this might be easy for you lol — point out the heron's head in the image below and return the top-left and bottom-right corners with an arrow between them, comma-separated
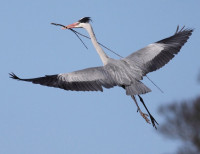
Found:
62,17 -> 92,29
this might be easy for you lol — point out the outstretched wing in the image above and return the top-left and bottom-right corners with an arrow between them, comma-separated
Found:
9,66 -> 116,92
124,26 -> 193,75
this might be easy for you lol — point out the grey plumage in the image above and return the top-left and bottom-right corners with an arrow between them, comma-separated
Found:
10,27 -> 193,95
124,27 -> 193,76
9,17 -> 193,128
10,67 -> 116,92
9,59 -> 152,95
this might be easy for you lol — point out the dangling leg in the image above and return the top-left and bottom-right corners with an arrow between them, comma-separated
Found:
131,95 -> 150,124
138,95 -> 159,129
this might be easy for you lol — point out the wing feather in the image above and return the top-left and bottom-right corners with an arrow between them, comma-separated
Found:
9,66 -> 116,92
124,27 -> 193,75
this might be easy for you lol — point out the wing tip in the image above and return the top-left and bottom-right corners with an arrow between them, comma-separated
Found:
9,72 -> 21,80
157,26 -> 194,44
175,25 -> 194,35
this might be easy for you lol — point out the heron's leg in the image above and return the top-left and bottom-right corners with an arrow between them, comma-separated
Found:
138,95 -> 159,129
131,95 -> 150,124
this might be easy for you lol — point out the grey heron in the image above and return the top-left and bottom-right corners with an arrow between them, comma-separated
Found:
9,17 -> 193,129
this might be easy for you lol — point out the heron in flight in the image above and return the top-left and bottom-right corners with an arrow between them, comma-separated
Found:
10,17 -> 193,129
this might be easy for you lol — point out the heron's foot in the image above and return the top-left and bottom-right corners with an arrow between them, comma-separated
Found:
138,110 -> 151,124
149,114 -> 159,129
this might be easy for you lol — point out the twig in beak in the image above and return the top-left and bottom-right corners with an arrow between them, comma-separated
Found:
51,22 -> 88,49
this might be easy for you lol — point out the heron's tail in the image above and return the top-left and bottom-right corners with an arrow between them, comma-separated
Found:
125,81 -> 151,95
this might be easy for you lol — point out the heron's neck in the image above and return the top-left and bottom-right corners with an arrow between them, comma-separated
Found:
84,24 -> 109,65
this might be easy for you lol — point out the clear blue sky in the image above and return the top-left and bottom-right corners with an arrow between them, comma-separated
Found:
1,0 -> 200,154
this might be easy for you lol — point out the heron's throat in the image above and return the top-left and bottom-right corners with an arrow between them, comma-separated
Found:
85,24 -> 109,65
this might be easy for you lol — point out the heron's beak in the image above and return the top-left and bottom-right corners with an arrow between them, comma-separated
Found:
62,22 -> 79,29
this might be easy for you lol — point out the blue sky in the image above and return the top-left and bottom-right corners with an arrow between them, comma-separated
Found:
1,0 -> 200,154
